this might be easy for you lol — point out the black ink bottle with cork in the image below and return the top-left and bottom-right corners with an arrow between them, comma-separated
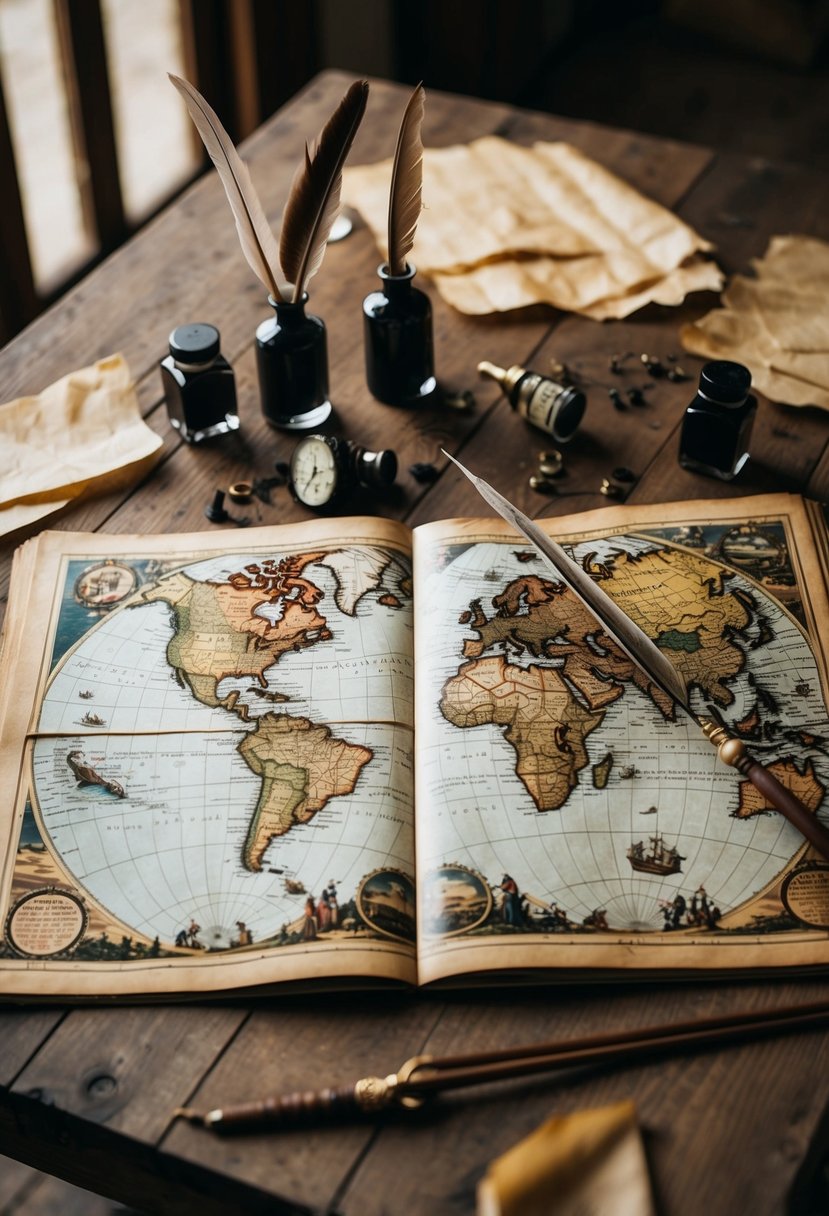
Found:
678,360 -> 756,480
161,323 -> 239,443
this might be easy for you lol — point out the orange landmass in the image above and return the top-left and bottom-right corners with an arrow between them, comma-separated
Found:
239,714 -> 372,870
440,656 -> 604,811
734,757 -> 826,820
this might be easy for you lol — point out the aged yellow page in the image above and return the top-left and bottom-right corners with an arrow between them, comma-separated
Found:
0,518 -> 417,998
412,495 -> 829,985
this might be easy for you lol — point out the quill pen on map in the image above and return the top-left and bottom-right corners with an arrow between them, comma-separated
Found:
279,79 -> 369,302
169,74 -> 283,302
387,82 -> 426,276
443,450 -> 829,862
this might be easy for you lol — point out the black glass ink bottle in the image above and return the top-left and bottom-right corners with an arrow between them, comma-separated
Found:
363,264 -> 436,406
161,324 -> 239,443
678,360 -> 756,480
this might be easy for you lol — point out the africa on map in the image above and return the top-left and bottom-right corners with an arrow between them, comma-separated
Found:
416,528 -> 828,938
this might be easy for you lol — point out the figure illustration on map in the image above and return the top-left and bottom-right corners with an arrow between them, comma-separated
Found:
303,896 -> 317,940
317,888 -> 332,931
327,880 -> 338,927
234,921 -> 253,947
66,749 -> 125,798
688,886 -> 720,928
659,893 -> 687,930
500,874 -> 522,926
583,908 -> 609,930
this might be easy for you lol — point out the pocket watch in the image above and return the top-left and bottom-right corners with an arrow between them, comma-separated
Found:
289,435 -> 397,510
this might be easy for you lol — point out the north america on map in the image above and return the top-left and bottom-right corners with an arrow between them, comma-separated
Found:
30,544 -> 415,951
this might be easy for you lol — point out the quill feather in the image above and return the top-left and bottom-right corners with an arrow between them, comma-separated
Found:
279,80 -> 369,302
387,83 -> 426,276
169,74 -> 282,301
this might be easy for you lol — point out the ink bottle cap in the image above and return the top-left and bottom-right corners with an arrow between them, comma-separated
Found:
478,360 -> 585,443
169,323 -> 221,366
161,323 -> 239,444
698,360 -> 752,406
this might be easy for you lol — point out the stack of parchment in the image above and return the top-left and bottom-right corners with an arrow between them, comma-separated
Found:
681,235 -> 829,410
343,137 -> 722,319
0,354 -> 162,538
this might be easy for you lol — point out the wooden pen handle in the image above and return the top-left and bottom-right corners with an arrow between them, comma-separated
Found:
205,1075 -> 397,1132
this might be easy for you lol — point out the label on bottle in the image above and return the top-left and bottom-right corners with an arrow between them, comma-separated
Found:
518,377 -> 564,436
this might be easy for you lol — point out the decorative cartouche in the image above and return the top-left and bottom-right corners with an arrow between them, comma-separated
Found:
478,360 -> 586,443
678,360 -> 757,480
160,323 -> 238,443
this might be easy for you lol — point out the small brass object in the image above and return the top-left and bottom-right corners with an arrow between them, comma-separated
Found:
600,467 -> 637,499
537,449 -> 563,477
529,474 -> 557,494
228,481 -> 253,503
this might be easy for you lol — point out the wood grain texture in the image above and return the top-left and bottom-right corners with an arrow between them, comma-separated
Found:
2,72 -> 829,1216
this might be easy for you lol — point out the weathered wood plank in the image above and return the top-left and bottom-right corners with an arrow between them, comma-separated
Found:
10,1005 -> 247,1142
0,1153 -> 41,1209
0,1011 -> 64,1088
339,979 -> 829,1216
161,995 -> 443,1212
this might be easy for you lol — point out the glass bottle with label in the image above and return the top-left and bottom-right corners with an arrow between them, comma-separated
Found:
478,360 -> 586,443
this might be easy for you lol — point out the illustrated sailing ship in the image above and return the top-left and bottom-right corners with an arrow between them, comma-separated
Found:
627,833 -> 685,876
81,712 -> 105,726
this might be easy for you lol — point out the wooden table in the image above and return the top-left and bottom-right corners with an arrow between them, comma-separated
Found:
2,71 -> 829,1216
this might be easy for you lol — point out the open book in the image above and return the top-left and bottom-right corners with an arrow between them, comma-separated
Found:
2,492 -> 829,1000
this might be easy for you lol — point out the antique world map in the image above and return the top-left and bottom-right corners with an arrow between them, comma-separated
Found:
27,545 -> 415,953
416,528 -> 828,936
13,520 -> 829,961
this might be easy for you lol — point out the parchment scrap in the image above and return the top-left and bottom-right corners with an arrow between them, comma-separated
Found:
344,136 -> 721,317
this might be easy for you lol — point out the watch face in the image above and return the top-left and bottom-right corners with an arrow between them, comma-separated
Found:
290,436 -> 339,507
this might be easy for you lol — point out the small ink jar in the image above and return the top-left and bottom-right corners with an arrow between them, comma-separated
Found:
161,323 -> 239,443
678,360 -> 756,480
478,360 -> 586,443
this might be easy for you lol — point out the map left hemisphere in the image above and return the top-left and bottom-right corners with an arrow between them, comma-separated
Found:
29,547 -> 414,952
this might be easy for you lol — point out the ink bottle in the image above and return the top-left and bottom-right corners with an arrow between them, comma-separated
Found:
478,360 -> 586,443
678,360 -> 756,480
255,294 -> 332,430
161,324 -> 239,443
363,263 -> 436,406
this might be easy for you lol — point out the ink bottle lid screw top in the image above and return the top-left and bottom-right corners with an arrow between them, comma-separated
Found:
478,360 -> 586,443
678,360 -> 756,481
161,323 -> 239,444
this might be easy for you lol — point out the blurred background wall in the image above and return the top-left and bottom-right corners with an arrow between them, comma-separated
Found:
1,0 -> 827,343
